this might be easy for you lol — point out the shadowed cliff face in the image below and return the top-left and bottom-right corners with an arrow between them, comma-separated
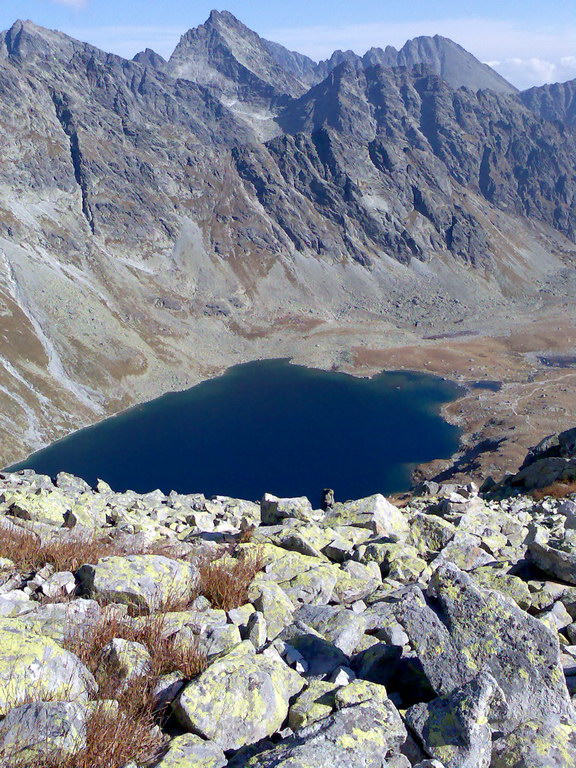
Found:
0,13 -> 574,467
521,79 -> 576,126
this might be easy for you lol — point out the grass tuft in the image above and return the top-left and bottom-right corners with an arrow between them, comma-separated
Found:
198,546 -> 264,611
531,481 -> 576,501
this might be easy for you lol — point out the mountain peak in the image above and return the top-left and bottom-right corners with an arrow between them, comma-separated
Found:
167,10 -> 309,108
0,18 -> 85,61
132,47 -> 167,70
207,9 -> 240,25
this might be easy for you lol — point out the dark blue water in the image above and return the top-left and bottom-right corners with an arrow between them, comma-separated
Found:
7,360 -> 462,504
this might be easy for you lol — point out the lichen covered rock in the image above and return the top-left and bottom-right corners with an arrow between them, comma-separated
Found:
174,642 -> 305,750
0,626 -> 95,714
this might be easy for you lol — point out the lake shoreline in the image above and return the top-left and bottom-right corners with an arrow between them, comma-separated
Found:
7,359 -> 462,502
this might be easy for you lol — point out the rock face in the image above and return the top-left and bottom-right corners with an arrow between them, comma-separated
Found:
521,78 -> 576,125
396,564 -> 574,732
0,12 -> 574,467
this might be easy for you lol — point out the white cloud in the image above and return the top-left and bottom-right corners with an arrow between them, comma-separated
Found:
490,57 -> 576,90
263,17 -> 576,89
50,0 -> 88,8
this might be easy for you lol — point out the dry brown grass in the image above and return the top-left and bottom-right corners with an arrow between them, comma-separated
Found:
0,526 -> 121,573
64,610 -> 207,685
0,689 -> 165,768
0,525 -> 184,576
29,611 -> 208,768
531,481 -> 576,501
198,547 -> 264,611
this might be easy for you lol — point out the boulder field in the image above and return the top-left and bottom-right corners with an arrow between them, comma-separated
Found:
1,434 -> 576,765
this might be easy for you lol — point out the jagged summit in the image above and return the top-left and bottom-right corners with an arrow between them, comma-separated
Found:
315,33 -> 517,94
132,47 -> 167,71
0,18 -> 88,61
167,9 -> 309,109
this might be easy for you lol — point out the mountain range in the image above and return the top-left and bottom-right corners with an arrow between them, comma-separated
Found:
0,10 -> 575,470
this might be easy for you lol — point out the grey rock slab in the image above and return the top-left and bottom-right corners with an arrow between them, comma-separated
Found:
246,701 -> 406,768
76,554 -> 197,611
261,494 -> 315,524
0,700 -> 88,762
294,604 -> 367,655
405,672 -> 500,768
152,733 -> 226,768
395,564 -> 575,733
529,538 -> 576,585
173,642 -> 305,751
322,494 -> 409,538
0,625 -> 96,714
491,718 -> 576,768
101,638 -> 152,681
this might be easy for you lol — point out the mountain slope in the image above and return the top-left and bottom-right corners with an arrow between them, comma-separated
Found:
0,15 -> 573,469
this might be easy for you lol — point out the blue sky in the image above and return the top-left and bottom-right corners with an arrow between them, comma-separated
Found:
1,0 -> 575,88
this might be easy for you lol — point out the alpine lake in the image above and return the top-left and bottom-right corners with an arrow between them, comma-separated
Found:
8,359 -> 463,505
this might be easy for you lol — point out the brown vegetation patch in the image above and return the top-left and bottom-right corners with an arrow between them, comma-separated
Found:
0,527 -> 120,574
65,610 -> 208,684
531,481 -> 576,501
198,547 -> 264,611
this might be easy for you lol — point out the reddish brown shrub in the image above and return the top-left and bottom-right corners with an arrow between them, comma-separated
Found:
198,546 -> 264,610
531,481 -> 576,501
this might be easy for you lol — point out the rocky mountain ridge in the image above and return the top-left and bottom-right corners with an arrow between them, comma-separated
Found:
0,430 -> 576,765
0,12 -> 574,473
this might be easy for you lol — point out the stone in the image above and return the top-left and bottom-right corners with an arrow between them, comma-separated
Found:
41,570 -> 76,598
538,601 -> 573,631
288,680 -> 339,729
323,494 -> 409,538
0,626 -> 95,714
328,665 -> 355,685
350,642 -> 402,686
409,513 -> 456,554
246,610 -> 267,650
77,554 -> 197,611
153,672 -> 186,712
3,598 -> 101,642
471,566 -> 531,610
491,719 -> 576,768
174,642 -> 304,751
246,701 -> 406,768
432,532 -> 495,571
261,494 -> 315,524
65,493 -> 108,529
529,534 -> 576,585
294,604 -> 366,655
0,701 -> 88,762
283,632 -> 349,679
101,638 -> 152,681
6,489 -> 70,526
333,679 -> 388,709
153,733 -> 227,768
405,672 -> 500,768
364,601 -> 409,646
250,581 -> 294,640
394,564 -> 575,733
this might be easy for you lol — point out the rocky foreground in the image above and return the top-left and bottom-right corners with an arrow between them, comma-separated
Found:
1,432 -> 576,766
